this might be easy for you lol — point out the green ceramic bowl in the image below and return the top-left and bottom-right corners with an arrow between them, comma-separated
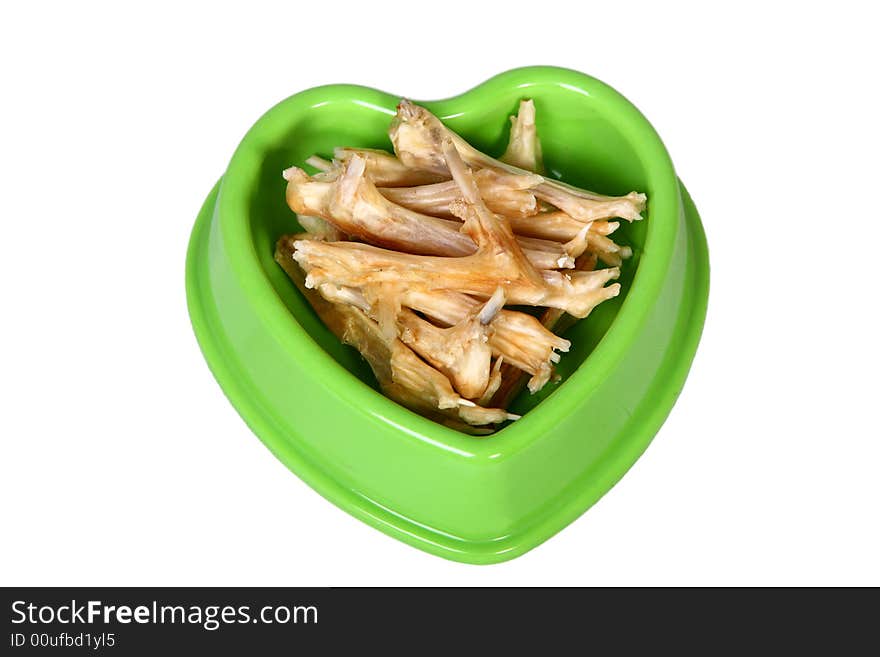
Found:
186,66 -> 709,564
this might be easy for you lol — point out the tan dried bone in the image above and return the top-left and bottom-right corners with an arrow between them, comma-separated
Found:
284,157 -> 577,269
333,147 -> 448,187
291,143 -> 621,319
478,357 -> 505,407
379,168 -> 540,219
390,100 -> 646,223
285,160 -> 470,256
501,99 -> 544,173
586,232 -> 633,267
396,288 -> 506,400
491,251 -> 601,408
274,236 -> 517,428
506,211 -> 614,241
506,213 -> 633,266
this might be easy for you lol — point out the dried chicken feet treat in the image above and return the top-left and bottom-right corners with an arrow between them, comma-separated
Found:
379,168 -> 541,219
285,159 -> 473,256
390,100 -> 646,222
505,212 -> 619,243
275,97 -> 645,433
333,147 -> 447,187
501,99 -> 544,173
397,288 -> 505,400
491,252 -> 601,409
532,184 -> 646,224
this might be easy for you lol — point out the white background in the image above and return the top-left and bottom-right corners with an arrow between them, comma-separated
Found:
2,1 -> 878,586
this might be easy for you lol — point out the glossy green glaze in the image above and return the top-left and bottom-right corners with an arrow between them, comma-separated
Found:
186,66 -> 709,563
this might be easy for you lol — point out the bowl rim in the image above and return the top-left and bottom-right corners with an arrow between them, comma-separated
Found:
215,65 -> 680,460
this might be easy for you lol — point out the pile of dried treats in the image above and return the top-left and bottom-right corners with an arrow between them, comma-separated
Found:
275,99 -> 646,433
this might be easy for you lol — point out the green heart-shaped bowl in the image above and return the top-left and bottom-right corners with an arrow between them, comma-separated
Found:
186,66 -> 709,564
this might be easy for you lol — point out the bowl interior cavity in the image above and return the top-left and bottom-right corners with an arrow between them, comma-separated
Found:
236,83 -> 651,421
